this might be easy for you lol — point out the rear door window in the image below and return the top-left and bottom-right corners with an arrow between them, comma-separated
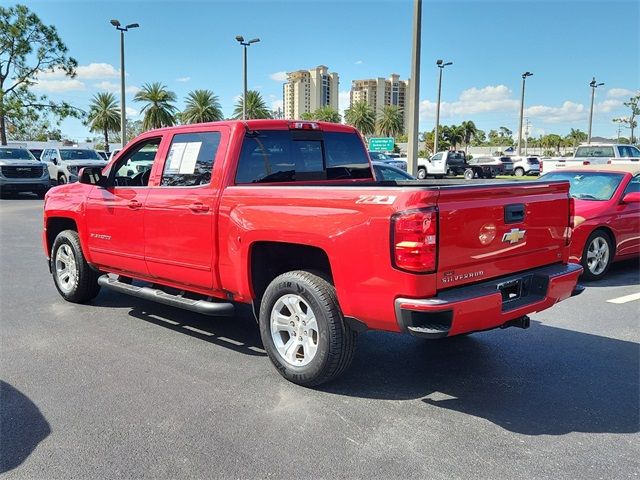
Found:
235,129 -> 372,184
161,132 -> 221,187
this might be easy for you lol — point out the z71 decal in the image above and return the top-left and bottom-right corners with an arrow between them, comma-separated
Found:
355,195 -> 397,205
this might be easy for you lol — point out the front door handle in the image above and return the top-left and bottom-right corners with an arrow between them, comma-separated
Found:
128,199 -> 143,209
189,202 -> 209,212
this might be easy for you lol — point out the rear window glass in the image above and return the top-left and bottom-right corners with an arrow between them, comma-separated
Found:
0,148 -> 34,160
235,130 -> 372,184
575,146 -> 614,158
60,149 -> 103,161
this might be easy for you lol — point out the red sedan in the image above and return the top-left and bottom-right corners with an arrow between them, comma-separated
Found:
540,165 -> 640,280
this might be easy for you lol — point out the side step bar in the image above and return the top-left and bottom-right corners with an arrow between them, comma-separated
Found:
98,275 -> 235,317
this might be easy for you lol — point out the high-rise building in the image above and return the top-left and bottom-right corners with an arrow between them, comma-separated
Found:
283,65 -> 339,120
350,74 -> 409,133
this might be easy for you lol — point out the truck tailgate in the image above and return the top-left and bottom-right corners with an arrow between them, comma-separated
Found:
436,181 -> 570,290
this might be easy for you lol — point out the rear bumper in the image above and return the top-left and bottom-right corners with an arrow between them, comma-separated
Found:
395,263 -> 583,338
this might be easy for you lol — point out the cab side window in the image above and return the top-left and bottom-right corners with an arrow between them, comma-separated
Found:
161,132 -> 221,187
111,138 -> 161,187
623,175 -> 640,195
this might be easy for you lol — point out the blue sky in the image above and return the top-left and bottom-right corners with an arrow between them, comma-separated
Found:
13,0 -> 640,141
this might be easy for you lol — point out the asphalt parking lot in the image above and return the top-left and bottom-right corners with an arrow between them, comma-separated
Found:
1,196 -> 639,479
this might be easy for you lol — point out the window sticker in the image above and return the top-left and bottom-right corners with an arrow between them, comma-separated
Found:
179,141 -> 202,174
167,142 -> 187,172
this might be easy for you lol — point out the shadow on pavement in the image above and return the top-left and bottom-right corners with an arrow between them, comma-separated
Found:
0,381 -> 51,474
323,321 -> 639,436
92,289 -> 266,357
581,258 -> 640,288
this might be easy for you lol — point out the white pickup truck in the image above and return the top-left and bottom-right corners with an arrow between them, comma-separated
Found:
542,143 -> 640,173
416,151 -> 467,179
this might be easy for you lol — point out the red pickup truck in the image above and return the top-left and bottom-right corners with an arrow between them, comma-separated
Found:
43,120 -> 583,386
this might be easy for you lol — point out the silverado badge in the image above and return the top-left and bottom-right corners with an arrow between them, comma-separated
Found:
502,228 -> 526,244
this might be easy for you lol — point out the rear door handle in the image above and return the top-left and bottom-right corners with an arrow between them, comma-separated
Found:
189,202 -> 209,212
128,200 -> 143,209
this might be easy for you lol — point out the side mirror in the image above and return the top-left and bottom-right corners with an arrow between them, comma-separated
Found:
79,167 -> 106,188
621,191 -> 640,204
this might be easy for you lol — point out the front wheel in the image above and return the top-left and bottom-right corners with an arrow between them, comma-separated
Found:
57,174 -> 67,185
259,270 -> 357,387
416,167 -> 427,179
51,230 -> 101,303
581,230 -> 613,281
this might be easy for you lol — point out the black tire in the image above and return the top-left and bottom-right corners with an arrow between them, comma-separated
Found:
463,168 -> 474,180
416,167 -> 427,179
514,167 -> 525,177
581,229 -> 614,281
58,174 -> 67,185
259,270 -> 357,387
51,230 -> 101,303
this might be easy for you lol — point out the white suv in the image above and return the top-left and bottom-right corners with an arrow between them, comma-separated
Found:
511,156 -> 540,176
40,147 -> 107,184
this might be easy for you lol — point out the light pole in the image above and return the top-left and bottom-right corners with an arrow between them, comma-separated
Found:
406,0 -> 422,176
235,35 -> 260,120
524,117 -> 530,155
110,19 -> 139,149
517,71 -> 533,156
433,59 -> 452,154
588,77 -> 604,144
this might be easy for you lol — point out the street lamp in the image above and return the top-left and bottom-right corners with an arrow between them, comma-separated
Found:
235,35 -> 260,120
433,59 -> 452,154
588,77 -> 604,144
110,19 -> 139,149
517,71 -> 533,156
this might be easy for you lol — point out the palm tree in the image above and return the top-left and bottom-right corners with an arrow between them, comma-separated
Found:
461,120 -> 478,153
180,89 -> 223,124
86,92 -> 120,153
442,125 -> 465,149
304,106 -> 341,123
134,82 -> 178,130
566,128 -> 587,149
344,101 -> 375,136
376,105 -> 403,137
232,90 -> 272,119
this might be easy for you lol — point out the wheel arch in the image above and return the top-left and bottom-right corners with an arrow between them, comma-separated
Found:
46,216 -> 79,256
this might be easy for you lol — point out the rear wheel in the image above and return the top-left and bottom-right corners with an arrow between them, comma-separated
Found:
259,270 -> 357,387
416,167 -> 427,179
514,167 -> 525,177
51,230 -> 101,303
463,168 -> 474,180
581,230 -> 613,281
57,174 -> 67,185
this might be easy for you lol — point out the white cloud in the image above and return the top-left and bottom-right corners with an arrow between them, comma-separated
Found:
355,60 -> 363,65
607,88 -> 636,99
126,106 -> 139,118
419,84 -> 519,120
41,62 -> 121,80
270,71 -> 288,82
32,79 -> 86,92
525,99 -> 622,123
94,81 -> 140,94
176,76 -> 191,82
594,99 -> 623,113
271,99 -> 283,112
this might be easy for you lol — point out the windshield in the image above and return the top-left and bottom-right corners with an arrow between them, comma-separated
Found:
60,149 -> 102,161
541,171 -> 624,201
0,148 -> 35,160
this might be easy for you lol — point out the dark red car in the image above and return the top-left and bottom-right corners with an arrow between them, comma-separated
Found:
540,165 -> 640,280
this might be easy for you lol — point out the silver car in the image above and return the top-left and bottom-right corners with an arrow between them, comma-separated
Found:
40,147 -> 107,184
0,146 -> 50,197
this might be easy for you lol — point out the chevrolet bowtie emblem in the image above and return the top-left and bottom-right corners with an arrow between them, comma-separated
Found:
502,228 -> 526,244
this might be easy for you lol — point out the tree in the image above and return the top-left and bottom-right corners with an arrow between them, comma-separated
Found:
232,90 -> 271,119
300,106 -> 341,123
86,92 -> 120,153
0,4 -> 79,145
180,89 -> 223,124
461,120 -> 479,152
376,105 -> 403,137
565,128 -> 587,149
344,101 -> 375,136
613,93 -> 639,144
134,82 -> 177,130
442,124 -> 465,149
471,129 -> 486,146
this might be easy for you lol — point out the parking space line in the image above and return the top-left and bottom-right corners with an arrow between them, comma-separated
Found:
182,325 -> 214,336
606,292 -> 640,304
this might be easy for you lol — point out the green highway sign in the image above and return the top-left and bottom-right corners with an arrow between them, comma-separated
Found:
368,137 -> 395,152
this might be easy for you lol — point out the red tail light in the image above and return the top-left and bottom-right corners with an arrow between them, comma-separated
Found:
391,208 -> 438,273
582,161 -> 591,165
566,197 -> 575,246
540,160 -> 543,173
607,160 -> 612,164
